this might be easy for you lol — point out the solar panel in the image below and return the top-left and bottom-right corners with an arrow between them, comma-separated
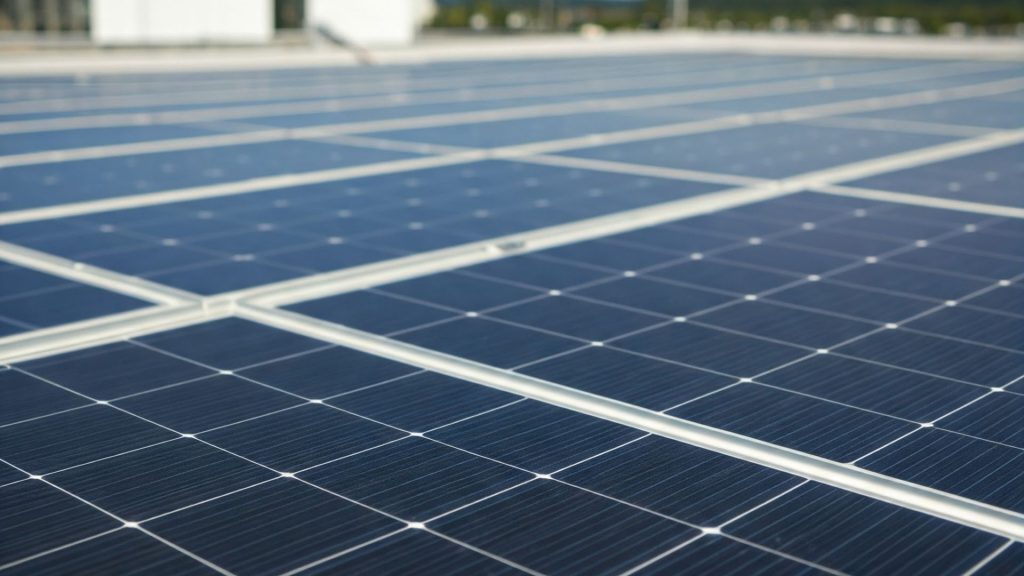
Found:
1,46 -> 1022,574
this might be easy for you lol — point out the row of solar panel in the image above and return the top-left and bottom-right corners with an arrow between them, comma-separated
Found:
275,192 -> 1024,517
2,315 -> 1020,575
2,54 -> 1003,127
1,57 -> 1021,211
1,131 -> 1021,302
2,104 -> 1021,211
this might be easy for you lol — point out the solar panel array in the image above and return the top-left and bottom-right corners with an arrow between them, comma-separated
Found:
0,49 -> 1022,575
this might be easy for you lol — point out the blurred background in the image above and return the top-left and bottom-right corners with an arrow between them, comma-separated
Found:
0,0 -> 1022,51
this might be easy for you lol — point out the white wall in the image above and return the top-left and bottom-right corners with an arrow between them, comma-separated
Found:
307,0 -> 419,47
91,0 -> 273,45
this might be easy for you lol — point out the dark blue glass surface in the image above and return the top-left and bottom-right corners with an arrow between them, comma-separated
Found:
145,479 -> 402,575
726,483 -> 1005,575
431,480 -> 697,575
238,345 -> 420,399
428,400 -> 643,473
300,437 -> 531,521
0,405 -> 177,474
200,404 -> 406,472
0,481 -> 121,566
48,439 -> 276,521
22,342 -> 214,400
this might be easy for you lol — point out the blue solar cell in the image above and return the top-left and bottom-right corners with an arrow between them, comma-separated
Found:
725,483 -> 1005,576
984,218 -> 1024,237
365,226 -> 475,253
428,400 -> 643,473
239,345 -> 419,399
557,435 -> 801,525
520,347 -> 733,410
838,328 -> 1024,387
431,480 -> 697,575
757,354 -> 985,422
137,318 -> 326,370
1,528 -> 217,576
329,371 -> 519,432
887,246 -> 1022,280
0,481 -> 121,566
48,439 -> 276,521
0,219 -> 95,243
767,280 -> 937,323
461,254 -> 610,289
830,262 -> 991,300
286,290 -> 457,335
698,301 -> 878,348
634,536 -> 826,575
114,374 -> 303,434
616,322 -> 807,377
0,370 -> 90,426
184,228 -> 313,254
83,245 -> 223,277
489,295 -> 663,341
0,405 -> 177,474
725,198 -> 856,223
200,404 -> 405,472
0,264 -> 77,293
145,259 -> 305,294
870,202 -> 985,225
378,272 -> 541,311
829,213 -> 955,240
859,428 -> 1024,513
397,317 -> 580,368
938,393 -> 1024,448
777,228 -> 906,256
678,212 -> 795,237
124,214 -> 251,238
906,306 -> 1024,352
596,225 -> 738,254
145,479 -> 402,575
668,383 -> 915,461
301,437 -> 531,521
939,230 -> 1024,260
297,529 -> 523,575
716,243 -> 858,274
964,284 -> 1024,316
540,239 -> 681,271
574,276 -> 734,317
20,228 -> 169,258
262,242 -> 397,272
649,258 -> 799,294
21,341 -> 214,400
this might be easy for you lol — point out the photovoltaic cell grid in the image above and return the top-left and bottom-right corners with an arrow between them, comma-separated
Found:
0,318 -> 1013,575
0,50 -> 1022,575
